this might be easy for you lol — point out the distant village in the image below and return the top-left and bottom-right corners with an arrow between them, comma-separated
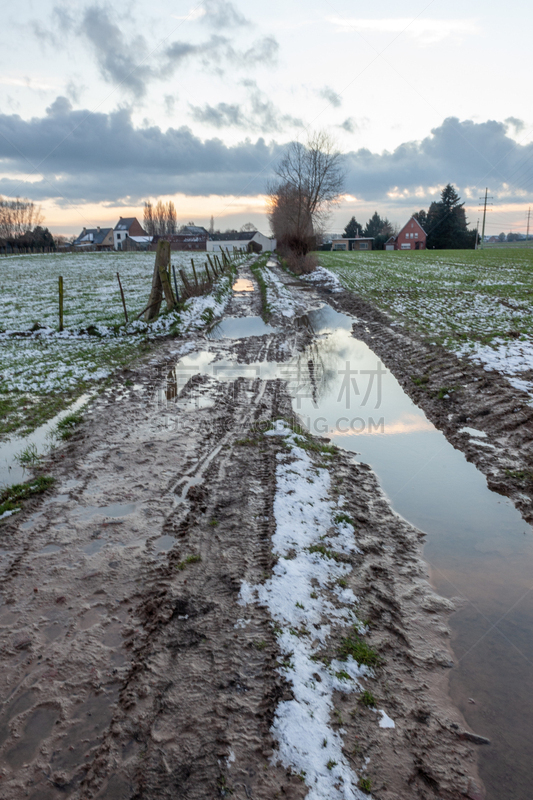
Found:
73,217 -> 277,254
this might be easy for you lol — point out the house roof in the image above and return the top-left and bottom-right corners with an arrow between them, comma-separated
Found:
74,227 -> 112,245
181,225 -> 208,235
210,232 -> 257,241
114,217 -> 138,231
398,216 -> 426,237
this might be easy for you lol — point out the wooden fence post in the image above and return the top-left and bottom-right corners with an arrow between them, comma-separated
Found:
172,264 -> 180,304
157,241 -> 175,310
58,276 -> 64,331
116,272 -> 128,323
191,258 -> 199,289
144,240 -> 166,321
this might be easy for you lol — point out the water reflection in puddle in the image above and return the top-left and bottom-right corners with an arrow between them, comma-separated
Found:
153,534 -> 177,553
232,278 -> 255,292
208,316 -> 276,339
0,393 -> 94,488
37,544 -> 62,555
170,303 -> 532,800
73,502 -> 137,521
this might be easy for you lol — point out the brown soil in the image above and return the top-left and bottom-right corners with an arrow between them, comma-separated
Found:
0,262 -> 485,799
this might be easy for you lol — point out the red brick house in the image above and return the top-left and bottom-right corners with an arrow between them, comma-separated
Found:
385,217 -> 427,250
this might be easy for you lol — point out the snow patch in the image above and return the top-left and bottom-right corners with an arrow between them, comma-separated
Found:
240,421 -> 370,799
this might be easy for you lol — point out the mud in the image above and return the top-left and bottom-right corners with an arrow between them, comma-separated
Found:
0,260 -> 483,799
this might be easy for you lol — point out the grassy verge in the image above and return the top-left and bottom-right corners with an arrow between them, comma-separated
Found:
0,475 -> 55,520
250,254 -> 273,321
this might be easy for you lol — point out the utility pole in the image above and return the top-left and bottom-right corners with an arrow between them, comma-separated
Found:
527,207 -> 531,241
475,218 -> 480,250
479,188 -> 493,248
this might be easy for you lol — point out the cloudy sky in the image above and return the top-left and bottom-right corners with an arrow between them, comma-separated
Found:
1,0 -> 532,235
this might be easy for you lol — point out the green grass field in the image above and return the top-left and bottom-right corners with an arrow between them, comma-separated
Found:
319,248 -> 533,399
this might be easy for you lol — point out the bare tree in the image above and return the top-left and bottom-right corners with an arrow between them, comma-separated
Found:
143,199 -> 178,236
0,196 -> 44,240
240,222 -> 257,232
143,201 -> 155,235
268,131 -> 345,255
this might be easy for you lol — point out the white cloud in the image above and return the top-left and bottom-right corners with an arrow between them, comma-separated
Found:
328,17 -> 480,44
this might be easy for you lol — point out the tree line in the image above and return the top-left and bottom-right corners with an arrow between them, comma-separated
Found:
342,185 -> 477,250
143,200 -> 178,236
0,196 -> 55,249
413,184 -> 477,249
342,212 -> 395,249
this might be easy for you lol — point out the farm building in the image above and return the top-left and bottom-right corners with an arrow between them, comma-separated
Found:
331,237 -> 374,251
207,231 -> 276,253
385,217 -> 427,250
73,227 -> 114,250
151,231 -> 208,251
114,217 -> 149,250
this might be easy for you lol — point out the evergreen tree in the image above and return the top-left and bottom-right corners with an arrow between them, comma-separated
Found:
426,184 -> 476,249
343,216 -> 363,238
413,209 -> 428,230
364,212 -> 394,250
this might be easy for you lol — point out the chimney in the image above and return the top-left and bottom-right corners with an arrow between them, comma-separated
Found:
83,227 -> 86,234
97,226 -> 100,232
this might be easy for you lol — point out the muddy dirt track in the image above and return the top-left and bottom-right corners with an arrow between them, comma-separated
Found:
0,260 -> 498,800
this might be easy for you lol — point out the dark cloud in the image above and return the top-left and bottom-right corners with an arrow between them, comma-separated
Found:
343,117 -> 533,203
190,80 -> 302,133
319,86 -> 342,108
0,102 -> 283,202
0,108 -> 532,206
201,0 -> 250,29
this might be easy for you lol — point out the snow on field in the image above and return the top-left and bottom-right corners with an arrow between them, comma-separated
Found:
0,252 -> 240,396
320,250 -> 533,401
239,421 -> 373,799
459,337 -> 533,399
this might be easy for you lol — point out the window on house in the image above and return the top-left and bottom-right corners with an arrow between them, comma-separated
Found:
359,242 -> 368,249
117,234 -> 121,239
415,233 -> 419,238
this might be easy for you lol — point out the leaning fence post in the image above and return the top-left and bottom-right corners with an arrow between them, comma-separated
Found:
58,276 -> 64,331
172,264 -> 180,304
191,258 -> 199,289
116,272 -> 128,323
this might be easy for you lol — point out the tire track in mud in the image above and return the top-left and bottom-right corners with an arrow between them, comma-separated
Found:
82,379 -> 307,800
0,261 -> 484,800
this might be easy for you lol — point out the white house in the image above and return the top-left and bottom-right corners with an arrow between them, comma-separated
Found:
207,231 -> 276,253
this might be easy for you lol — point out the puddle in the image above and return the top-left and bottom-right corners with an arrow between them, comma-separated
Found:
0,393 -> 94,488
83,538 -> 106,555
73,502 -> 137,521
153,534 -> 177,553
170,303 -> 533,800
4,705 -> 60,769
232,278 -> 255,292
207,316 -> 276,339
37,544 -> 62,555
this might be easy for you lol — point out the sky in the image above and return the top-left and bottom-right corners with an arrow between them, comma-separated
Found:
1,0 -> 532,236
